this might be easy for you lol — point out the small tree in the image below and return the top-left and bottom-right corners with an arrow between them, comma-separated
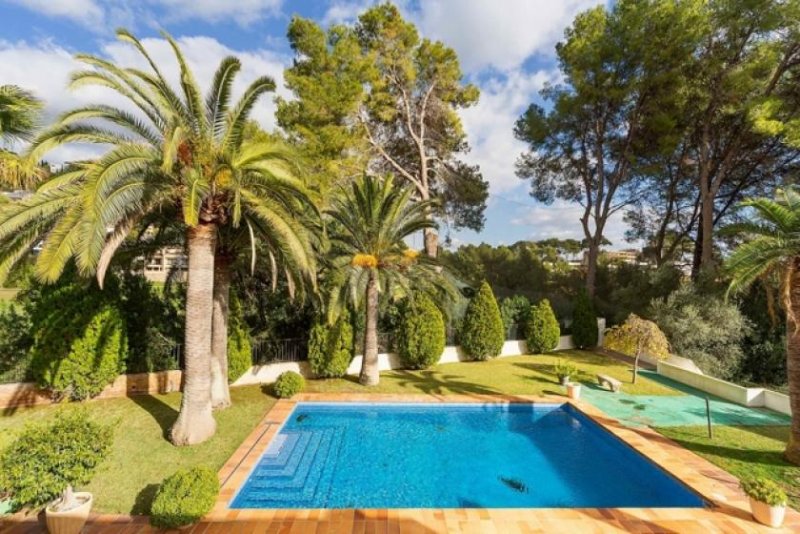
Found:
308,312 -> 354,378
397,294 -> 446,369
572,289 -> 598,349
460,281 -> 505,360
604,314 -> 669,383
526,299 -> 560,354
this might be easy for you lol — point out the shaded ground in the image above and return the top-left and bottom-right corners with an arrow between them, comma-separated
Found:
0,385 -> 275,514
304,351 -> 676,397
657,425 -> 800,510
582,371 -> 790,428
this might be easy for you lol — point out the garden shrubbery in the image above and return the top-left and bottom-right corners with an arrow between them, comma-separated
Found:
227,294 -> 252,382
460,281 -> 505,360
308,311 -> 354,378
273,371 -> 305,398
29,285 -> 127,400
0,412 -> 113,509
571,289 -> 598,348
500,295 -> 530,340
150,466 -> 219,528
397,294 -> 446,369
525,299 -> 560,354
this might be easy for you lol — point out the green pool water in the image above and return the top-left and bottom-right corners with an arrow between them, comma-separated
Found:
580,371 -> 790,428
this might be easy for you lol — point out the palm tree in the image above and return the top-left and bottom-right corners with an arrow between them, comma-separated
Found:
325,175 -> 447,385
0,30 -> 317,445
0,85 -> 44,189
726,187 -> 800,464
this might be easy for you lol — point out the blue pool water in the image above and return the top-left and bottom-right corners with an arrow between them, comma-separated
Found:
230,403 -> 705,509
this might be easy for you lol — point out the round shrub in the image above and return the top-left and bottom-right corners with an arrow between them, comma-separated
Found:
0,411 -> 113,509
150,466 -> 219,529
308,312 -> 354,378
227,295 -> 252,383
526,299 -> 560,354
273,371 -> 305,398
460,281 -> 505,361
30,303 -> 127,401
571,289 -> 598,349
397,294 -> 446,369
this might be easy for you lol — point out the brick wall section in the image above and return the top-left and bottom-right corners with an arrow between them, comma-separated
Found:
0,369 -> 183,410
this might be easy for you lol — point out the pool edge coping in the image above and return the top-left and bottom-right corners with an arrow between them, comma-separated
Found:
208,392 -> 800,532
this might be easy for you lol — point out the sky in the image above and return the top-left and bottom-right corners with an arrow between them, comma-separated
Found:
0,0 -> 630,250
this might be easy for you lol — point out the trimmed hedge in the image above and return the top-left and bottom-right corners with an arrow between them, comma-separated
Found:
572,289 -> 598,349
397,294 -> 446,369
273,371 -> 305,398
526,299 -> 560,354
460,281 -> 505,361
308,312 -> 354,378
0,412 -> 113,509
150,466 -> 219,529
227,295 -> 252,383
30,303 -> 127,401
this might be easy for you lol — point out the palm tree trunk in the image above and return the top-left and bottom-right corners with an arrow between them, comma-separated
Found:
170,224 -> 217,446
423,226 -> 438,258
360,270 -> 380,386
785,257 -> 800,464
210,251 -> 231,410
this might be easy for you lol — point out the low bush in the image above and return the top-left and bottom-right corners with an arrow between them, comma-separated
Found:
460,281 -> 505,361
740,477 -> 787,506
30,303 -> 127,401
227,295 -> 252,383
571,289 -> 598,349
0,412 -> 113,509
273,371 -> 305,398
308,312 -> 354,378
150,466 -> 219,528
397,295 -> 446,369
525,299 -> 560,354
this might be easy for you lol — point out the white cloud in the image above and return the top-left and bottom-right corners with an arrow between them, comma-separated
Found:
509,199 -> 630,247
418,0 -> 603,72
460,69 -> 558,194
7,0 -> 104,27
0,36 -> 289,164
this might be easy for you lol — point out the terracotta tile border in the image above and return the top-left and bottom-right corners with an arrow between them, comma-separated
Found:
3,392 -> 798,533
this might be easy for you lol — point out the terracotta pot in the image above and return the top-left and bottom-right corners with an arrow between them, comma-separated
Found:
749,497 -> 785,528
566,382 -> 582,400
45,492 -> 92,534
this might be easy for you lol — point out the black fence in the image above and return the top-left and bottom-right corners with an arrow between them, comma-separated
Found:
252,337 -> 308,365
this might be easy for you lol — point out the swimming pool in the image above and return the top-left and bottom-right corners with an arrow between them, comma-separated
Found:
230,402 -> 705,509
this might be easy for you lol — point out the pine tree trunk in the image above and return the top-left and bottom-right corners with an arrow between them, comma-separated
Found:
585,241 -> 599,297
360,270 -> 380,386
699,191 -> 715,272
210,252 -> 231,410
784,257 -> 800,464
170,224 -> 217,446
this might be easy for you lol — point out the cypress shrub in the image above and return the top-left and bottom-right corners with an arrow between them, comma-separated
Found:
308,312 -> 354,378
460,281 -> 505,360
0,412 -> 113,509
227,294 -> 252,383
397,294 -> 446,369
526,299 -> 560,354
150,467 -> 219,529
572,289 -> 598,349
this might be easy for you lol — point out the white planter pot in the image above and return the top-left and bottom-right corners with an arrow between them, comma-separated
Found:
749,497 -> 786,528
45,492 -> 93,534
567,382 -> 582,400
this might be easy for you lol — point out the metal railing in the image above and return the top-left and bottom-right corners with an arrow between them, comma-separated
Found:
252,337 -> 308,365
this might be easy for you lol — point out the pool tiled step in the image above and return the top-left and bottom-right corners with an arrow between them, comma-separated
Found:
233,426 -> 344,508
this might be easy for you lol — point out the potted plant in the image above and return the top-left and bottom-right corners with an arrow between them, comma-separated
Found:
553,359 -> 578,385
45,486 -> 93,534
740,477 -> 787,528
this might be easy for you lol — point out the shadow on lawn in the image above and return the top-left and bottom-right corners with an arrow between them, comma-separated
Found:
129,394 -> 178,440
654,426 -> 792,468
390,370 -> 505,396
131,483 -> 159,515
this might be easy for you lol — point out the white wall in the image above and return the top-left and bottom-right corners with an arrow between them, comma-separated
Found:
657,361 -> 791,416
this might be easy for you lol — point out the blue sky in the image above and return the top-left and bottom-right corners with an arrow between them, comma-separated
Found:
0,0 -> 629,250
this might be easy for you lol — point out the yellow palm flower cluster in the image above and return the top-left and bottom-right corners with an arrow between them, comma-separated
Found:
351,253 -> 378,268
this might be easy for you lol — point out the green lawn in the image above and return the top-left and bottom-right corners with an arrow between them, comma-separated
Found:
656,425 -> 800,509
0,385 -> 275,514
305,350 -> 677,396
